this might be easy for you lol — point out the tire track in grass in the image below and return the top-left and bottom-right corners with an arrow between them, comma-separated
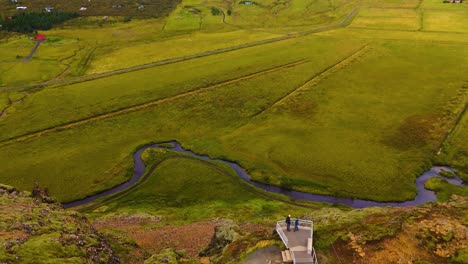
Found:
0,93 -> 29,120
247,45 -> 370,120
435,82 -> 468,155
0,59 -> 307,147
438,103 -> 468,155
0,7 -> 361,92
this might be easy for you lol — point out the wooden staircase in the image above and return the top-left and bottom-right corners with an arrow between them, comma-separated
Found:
281,250 -> 293,263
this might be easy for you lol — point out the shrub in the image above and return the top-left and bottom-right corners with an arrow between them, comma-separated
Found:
211,7 -> 221,16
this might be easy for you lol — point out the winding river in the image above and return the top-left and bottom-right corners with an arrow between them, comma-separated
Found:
63,141 -> 466,209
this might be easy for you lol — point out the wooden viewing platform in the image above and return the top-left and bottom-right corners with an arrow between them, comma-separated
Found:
276,219 -> 318,264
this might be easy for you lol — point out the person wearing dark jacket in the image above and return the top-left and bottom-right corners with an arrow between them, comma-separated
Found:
294,218 -> 299,232
286,215 -> 291,231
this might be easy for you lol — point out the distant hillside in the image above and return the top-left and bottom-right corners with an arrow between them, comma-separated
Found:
0,184 -> 119,263
0,0 -> 181,17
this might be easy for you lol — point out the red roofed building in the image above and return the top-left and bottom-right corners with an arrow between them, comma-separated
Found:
34,34 -> 46,40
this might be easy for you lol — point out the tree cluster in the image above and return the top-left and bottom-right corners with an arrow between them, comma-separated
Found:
0,12 -> 79,33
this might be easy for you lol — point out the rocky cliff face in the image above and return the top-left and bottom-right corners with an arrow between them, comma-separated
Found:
316,195 -> 468,264
0,184 -> 119,263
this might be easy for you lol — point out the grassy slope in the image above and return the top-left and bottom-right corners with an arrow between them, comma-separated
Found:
89,157 -> 298,224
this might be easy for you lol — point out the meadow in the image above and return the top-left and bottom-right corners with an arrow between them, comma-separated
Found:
0,0 -> 467,207
85,148 -> 310,223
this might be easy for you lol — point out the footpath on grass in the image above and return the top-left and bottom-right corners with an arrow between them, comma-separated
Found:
0,8 -> 360,92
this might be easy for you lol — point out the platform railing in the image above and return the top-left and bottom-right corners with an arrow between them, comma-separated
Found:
276,221 -> 289,248
276,219 -> 318,264
312,247 -> 318,264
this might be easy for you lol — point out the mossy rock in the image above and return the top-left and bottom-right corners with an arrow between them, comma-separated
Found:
451,248 -> 468,264
200,220 -> 239,256
144,248 -> 180,264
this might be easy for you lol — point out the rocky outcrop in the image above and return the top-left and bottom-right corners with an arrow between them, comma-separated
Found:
0,184 -> 119,263
200,219 -> 239,257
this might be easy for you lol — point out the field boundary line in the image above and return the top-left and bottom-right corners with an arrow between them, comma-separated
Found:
248,45 -> 370,119
347,25 -> 468,36
317,34 -> 468,46
0,7 -> 360,92
0,60 -> 307,147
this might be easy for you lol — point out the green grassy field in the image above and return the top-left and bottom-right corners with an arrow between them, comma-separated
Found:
423,10 -> 468,33
0,0 -> 467,206
221,41 -> 467,201
425,177 -> 468,201
0,0 -> 363,86
352,8 -> 420,31
0,36 -> 368,202
87,154 -> 304,223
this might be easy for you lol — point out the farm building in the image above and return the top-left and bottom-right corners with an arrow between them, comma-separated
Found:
34,34 -> 46,41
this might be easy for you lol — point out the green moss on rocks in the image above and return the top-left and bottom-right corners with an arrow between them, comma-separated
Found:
0,184 -> 119,263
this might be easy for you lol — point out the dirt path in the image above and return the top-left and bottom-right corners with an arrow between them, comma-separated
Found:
22,39 -> 46,62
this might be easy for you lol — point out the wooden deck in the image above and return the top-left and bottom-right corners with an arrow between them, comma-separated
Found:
276,220 -> 318,264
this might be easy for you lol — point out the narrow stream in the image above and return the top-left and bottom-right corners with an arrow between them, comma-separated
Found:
64,141 -> 466,209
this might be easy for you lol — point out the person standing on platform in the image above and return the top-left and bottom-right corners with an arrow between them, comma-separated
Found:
286,215 -> 291,231
294,218 -> 299,232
